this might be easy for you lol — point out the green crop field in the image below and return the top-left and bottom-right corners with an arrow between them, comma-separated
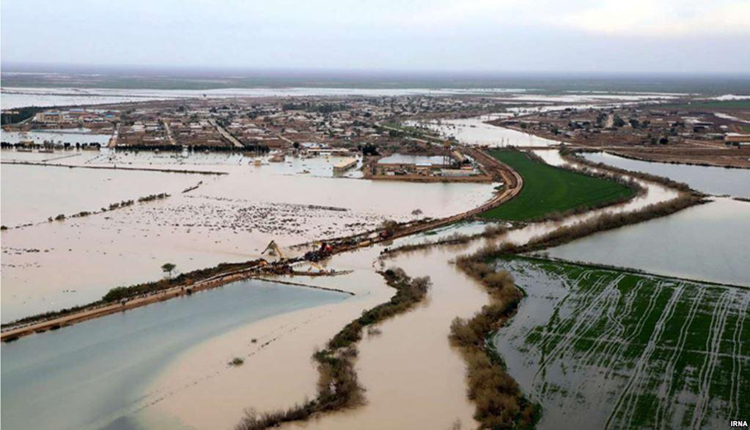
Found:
481,150 -> 635,221
493,257 -> 750,430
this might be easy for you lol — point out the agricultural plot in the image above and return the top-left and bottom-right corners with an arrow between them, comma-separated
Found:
492,257 -> 750,430
480,150 -> 635,221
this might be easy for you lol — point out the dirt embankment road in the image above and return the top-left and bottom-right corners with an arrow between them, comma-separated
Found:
1,147 -> 522,341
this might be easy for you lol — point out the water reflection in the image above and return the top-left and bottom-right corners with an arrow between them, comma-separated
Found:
405,116 -> 558,147
547,198 -> 750,286
1,279 -> 348,430
583,152 -> 750,199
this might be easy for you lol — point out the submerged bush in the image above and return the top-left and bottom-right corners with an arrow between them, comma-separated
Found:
452,250 -> 538,429
519,193 -> 704,253
138,192 -> 170,203
561,149 -> 694,193
235,268 -> 431,430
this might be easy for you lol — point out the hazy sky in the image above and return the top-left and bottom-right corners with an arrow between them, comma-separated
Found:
2,0 -> 749,73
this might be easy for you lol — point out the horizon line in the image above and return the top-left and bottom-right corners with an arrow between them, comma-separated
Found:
4,62 -> 750,78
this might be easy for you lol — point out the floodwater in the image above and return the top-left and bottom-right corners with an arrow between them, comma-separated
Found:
274,155 -> 684,430
79,149 -> 364,178
0,279 -> 349,430
2,129 -> 731,430
1,87 -> 526,110
491,258 -> 748,430
1,162 -> 201,226
714,112 -> 750,124
377,154 -> 446,165
583,151 -> 750,199
145,225 -> 492,430
0,86 -> 687,111
3,144 -> 692,429
88,155 -> 671,430
538,150 -> 750,285
547,198 -> 750,287
498,93 -> 679,103
1,129 -> 112,146
1,150 -> 494,322
406,116 -> 558,147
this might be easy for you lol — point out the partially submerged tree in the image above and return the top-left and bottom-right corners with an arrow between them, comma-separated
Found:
161,263 -> 177,278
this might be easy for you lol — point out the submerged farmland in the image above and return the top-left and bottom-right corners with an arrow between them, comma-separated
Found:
493,257 -> 750,430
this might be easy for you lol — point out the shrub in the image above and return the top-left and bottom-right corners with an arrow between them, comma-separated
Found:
102,287 -> 130,302
452,250 -> 538,429
235,268 -> 431,430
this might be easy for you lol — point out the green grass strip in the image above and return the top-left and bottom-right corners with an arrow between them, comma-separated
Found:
481,150 -> 635,221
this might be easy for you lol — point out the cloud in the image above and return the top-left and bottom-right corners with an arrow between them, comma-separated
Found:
370,0 -> 750,39
391,0 -> 523,28
555,0 -> 750,36
1,0 -> 748,72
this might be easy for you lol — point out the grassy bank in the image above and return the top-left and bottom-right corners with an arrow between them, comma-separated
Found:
235,268 -> 431,430
480,150 -> 636,221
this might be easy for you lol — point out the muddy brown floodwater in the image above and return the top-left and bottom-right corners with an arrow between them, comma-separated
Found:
141,235 -> 488,430
1,136 -> 690,430
136,148 -> 681,430
1,150 -> 494,323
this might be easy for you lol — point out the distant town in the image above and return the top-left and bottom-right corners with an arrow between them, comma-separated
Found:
3,94 -> 750,170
